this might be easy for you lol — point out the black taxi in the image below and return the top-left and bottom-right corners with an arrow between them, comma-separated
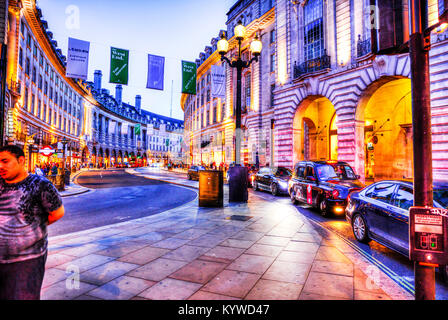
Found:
288,160 -> 364,217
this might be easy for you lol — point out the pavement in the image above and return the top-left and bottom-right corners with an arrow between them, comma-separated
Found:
43,167 -> 414,300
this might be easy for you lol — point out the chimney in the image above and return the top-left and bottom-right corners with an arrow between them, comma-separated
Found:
135,95 -> 141,113
115,84 -> 122,106
94,70 -> 102,91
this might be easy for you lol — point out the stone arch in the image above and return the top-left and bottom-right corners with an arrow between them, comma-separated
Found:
354,76 -> 412,183
292,95 -> 337,164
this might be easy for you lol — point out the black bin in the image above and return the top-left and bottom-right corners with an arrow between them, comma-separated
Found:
199,170 -> 223,207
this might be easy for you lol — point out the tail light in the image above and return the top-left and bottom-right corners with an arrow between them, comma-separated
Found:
332,189 -> 339,199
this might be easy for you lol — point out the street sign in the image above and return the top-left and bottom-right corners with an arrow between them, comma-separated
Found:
39,146 -> 55,157
409,206 -> 448,265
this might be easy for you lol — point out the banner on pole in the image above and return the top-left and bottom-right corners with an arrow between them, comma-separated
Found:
211,65 -> 226,99
134,124 -> 141,135
110,47 -> 129,85
147,54 -> 165,91
181,61 -> 197,95
121,122 -> 129,135
66,38 -> 90,80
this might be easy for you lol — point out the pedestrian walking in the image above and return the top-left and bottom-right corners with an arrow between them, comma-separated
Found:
0,145 -> 65,300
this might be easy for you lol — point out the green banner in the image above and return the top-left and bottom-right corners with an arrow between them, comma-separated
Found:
165,138 -> 169,147
181,61 -> 197,95
134,124 -> 141,135
110,47 -> 129,85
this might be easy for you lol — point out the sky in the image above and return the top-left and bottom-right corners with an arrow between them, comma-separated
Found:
37,0 -> 237,121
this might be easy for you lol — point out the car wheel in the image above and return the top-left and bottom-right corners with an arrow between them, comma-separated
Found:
290,188 -> 299,205
319,199 -> 329,217
271,183 -> 279,196
253,180 -> 259,191
352,214 -> 371,244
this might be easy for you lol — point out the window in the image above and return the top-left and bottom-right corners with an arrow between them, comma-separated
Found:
270,29 -> 276,44
394,186 -> 413,211
213,106 -> 217,124
38,75 -> 43,90
31,94 -> 35,114
20,20 -> 25,35
305,166 -> 315,179
37,99 -> 41,118
367,183 -> 396,204
207,90 -> 210,102
304,0 -> 324,61
244,73 -> 251,110
25,58 -> 30,75
270,54 -> 276,72
27,34 -> 31,47
19,48 -> 23,67
24,88 -> 29,111
296,166 -> 306,178
32,67 -> 36,83
43,104 -> 47,122
271,84 -> 275,107
44,81 -> 48,95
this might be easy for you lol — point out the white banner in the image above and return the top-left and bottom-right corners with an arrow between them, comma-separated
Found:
211,65 -> 226,99
121,122 -> 129,135
66,37 -> 90,80
109,121 -> 116,134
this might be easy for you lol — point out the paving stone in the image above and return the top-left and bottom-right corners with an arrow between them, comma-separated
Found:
41,280 -> 98,300
80,261 -> 140,285
310,260 -> 354,277
170,259 -> 227,284
188,234 -> 230,248
276,251 -> 316,264
302,271 -> 354,299
284,241 -> 320,254
138,278 -> 202,300
87,276 -> 156,300
315,246 -> 352,264
245,279 -> 303,300
58,243 -> 110,257
231,231 -> 265,242
95,241 -> 149,258
262,260 -> 311,284
45,253 -> 77,269
151,237 -> 191,250
127,258 -> 188,282
42,268 -> 68,289
298,292 -> 350,300
227,254 -> 275,275
201,270 -> 261,299
172,228 -> 211,240
354,290 -> 392,300
118,246 -> 170,265
188,290 -> 241,300
55,254 -> 116,273
256,235 -> 291,247
291,232 -> 323,243
162,245 -> 210,262
200,246 -> 245,264
245,243 -> 283,257
219,238 -> 255,249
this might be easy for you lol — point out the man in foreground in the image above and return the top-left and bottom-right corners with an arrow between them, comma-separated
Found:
0,145 -> 65,300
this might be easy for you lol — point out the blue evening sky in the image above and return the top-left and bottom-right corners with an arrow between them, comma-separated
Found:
37,0 -> 236,120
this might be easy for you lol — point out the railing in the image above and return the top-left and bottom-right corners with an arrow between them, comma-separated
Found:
293,51 -> 331,79
357,35 -> 372,57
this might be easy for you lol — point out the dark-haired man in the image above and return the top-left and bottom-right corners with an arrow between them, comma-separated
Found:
0,145 -> 65,300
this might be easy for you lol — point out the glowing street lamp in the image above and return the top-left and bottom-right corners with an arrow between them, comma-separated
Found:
217,21 -> 262,202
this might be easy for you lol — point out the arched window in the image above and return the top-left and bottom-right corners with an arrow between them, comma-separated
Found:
304,0 -> 324,61
244,72 -> 251,112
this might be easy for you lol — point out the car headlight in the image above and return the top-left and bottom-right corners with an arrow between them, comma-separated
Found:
279,181 -> 288,188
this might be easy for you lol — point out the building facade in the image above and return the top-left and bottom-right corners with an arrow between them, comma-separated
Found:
182,0 -> 276,167
183,0 -> 448,183
3,0 -> 184,170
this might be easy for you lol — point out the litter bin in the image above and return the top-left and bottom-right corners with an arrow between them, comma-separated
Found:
228,165 -> 248,202
199,170 -> 223,207
64,169 -> 71,186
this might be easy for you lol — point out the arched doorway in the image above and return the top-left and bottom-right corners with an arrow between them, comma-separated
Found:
91,146 -> 97,167
118,150 -> 123,164
356,78 -> 412,183
98,148 -> 104,168
293,96 -> 337,164
81,146 -> 89,165
105,149 -> 110,167
111,150 -> 117,167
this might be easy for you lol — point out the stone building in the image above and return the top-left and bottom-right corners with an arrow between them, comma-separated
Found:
183,0 -> 448,183
3,0 -> 184,170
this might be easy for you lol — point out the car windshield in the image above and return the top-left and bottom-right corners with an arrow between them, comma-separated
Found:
316,164 -> 357,181
434,189 -> 448,208
275,168 -> 291,177
197,166 -> 205,170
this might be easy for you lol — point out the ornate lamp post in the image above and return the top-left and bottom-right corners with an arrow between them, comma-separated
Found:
217,21 -> 262,202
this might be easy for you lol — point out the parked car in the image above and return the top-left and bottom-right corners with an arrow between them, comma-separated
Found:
288,160 -> 364,217
253,167 -> 292,196
187,165 -> 205,181
346,180 -> 448,281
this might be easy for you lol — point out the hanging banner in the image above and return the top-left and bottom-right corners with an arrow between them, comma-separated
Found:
211,65 -> 226,99
134,123 -> 141,135
121,122 -> 129,135
146,54 -> 165,91
110,47 -> 129,85
66,38 -> 90,80
109,121 -> 116,134
181,61 -> 197,95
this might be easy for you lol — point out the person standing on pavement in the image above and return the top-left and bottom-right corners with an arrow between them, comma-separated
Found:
0,145 -> 65,300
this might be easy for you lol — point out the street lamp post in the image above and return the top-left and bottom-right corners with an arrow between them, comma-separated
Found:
217,21 -> 262,202
408,0 -> 448,300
